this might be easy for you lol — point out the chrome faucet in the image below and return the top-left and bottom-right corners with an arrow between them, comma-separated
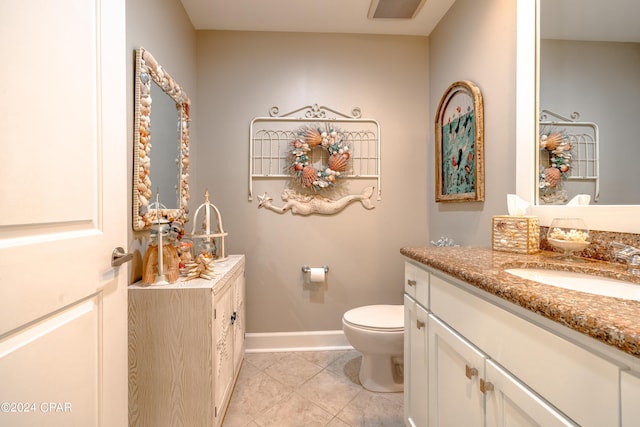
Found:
611,242 -> 640,276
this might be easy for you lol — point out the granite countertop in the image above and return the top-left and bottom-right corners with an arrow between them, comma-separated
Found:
400,246 -> 640,359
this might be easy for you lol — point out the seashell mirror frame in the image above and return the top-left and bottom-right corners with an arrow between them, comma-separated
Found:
133,47 -> 190,231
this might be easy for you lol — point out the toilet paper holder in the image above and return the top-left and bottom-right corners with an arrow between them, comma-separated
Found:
301,265 -> 329,273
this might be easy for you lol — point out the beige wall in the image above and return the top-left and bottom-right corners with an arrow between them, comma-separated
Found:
196,31 -> 430,333
428,0 -> 518,245
123,0 -> 521,332
126,0 -> 197,282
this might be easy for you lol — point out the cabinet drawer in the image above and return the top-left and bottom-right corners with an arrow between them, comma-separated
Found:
404,261 -> 429,307
430,272 -> 619,427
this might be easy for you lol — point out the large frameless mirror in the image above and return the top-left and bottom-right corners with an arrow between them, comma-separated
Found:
133,47 -> 190,231
537,0 -> 640,206
516,0 -> 639,232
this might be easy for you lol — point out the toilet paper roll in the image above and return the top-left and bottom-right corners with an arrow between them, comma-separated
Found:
309,267 -> 326,283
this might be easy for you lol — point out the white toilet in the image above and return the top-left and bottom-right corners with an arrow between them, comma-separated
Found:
342,304 -> 404,393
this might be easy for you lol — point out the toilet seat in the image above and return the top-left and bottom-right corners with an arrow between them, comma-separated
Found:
343,305 -> 403,332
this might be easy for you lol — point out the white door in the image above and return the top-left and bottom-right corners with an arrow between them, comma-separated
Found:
0,1 -> 127,426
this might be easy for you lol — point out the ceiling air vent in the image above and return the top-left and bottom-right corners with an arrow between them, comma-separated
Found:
368,0 -> 428,19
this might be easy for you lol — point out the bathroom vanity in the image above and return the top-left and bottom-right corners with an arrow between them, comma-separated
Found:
402,247 -> 640,427
128,254 -> 245,427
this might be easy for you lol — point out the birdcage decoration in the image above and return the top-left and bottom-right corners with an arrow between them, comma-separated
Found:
190,190 -> 228,263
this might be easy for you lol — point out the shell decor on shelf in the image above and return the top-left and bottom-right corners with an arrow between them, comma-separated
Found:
142,244 -> 180,284
140,193 -> 181,285
184,253 -> 216,280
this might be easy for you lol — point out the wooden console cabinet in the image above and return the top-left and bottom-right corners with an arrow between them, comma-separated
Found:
128,254 -> 245,427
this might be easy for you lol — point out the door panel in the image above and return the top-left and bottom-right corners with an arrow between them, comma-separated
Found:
0,0 -> 97,227
0,0 -> 127,425
0,299 -> 98,425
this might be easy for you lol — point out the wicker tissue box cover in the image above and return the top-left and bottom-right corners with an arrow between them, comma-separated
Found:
492,215 -> 540,254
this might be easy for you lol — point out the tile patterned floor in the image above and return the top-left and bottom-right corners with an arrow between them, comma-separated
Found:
221,350 -> 404,427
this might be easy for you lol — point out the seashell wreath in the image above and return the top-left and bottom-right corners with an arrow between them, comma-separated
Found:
539,131 -> 572,199
288,125 -> 351,191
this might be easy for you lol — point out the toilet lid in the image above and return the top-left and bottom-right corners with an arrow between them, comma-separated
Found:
343,305 -> 404,331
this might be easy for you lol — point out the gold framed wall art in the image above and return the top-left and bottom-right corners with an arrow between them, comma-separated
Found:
434,80 -> 484,202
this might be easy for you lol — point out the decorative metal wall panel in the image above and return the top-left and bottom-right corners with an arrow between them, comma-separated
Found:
249,104 -> 381,200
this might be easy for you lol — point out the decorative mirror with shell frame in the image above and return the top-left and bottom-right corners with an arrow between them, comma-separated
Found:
133,47 -> 190,231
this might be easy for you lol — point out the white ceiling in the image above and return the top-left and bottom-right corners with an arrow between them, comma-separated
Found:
179,0 -> 456,36
179,0 -> 640,41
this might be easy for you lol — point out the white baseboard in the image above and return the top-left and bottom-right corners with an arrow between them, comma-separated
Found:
245,330 -> 353,353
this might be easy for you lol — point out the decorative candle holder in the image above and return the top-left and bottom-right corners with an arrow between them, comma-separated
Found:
142,194 -> 180,284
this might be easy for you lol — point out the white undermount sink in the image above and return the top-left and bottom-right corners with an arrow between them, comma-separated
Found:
505,268 -> 640,301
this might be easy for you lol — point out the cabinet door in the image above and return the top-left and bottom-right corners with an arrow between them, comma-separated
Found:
214,285 -> 234,420
621,370 -> 640,426
404,295 -> 428,427
428,315 -> 485,427
485,360 -> 577,427
232,270 -> 246,371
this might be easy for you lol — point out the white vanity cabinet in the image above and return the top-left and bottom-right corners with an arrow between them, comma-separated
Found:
128,255 -> 245,427
428,313 -> 575,426
403,259 -> 631,427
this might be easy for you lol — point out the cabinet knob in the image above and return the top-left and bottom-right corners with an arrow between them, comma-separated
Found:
416,320 -> 426,330
407,279 -> 417,287
480,378 -> 494,393
465,364 -> 478,379
231,311 -> 237,325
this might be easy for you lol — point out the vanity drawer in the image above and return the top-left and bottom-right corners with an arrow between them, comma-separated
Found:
404,261 -> 429,307
429,272 -> 619,427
